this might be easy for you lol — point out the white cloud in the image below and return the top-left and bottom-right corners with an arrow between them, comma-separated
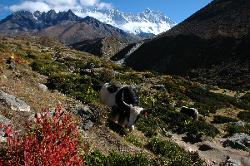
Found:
97,2 -> 112,9
10,1 -> 50,12
80,0 -> 98,7
9,0 -> 112,13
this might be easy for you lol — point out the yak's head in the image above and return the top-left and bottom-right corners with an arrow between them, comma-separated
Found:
122,100 -> 145,130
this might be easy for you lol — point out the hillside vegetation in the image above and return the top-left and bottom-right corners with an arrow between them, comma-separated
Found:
0,36 -> 249,165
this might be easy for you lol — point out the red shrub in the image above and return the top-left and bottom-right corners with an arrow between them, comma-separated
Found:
0,104 -> 83,166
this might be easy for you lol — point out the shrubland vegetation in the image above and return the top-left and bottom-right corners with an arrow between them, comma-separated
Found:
1,36 -> 250,165
146,137 -> 203,166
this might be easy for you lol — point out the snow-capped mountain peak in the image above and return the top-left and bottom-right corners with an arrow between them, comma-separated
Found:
73,8 -> 176,35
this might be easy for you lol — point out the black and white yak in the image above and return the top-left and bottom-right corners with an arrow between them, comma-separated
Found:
180,106 -> 199,121
100,83 -> 145,130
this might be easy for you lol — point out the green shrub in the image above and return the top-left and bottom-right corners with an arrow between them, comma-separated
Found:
47,74 -> 98,103
136,108 -> 219,138
85,150 -> 152,166
136,115 -> 160,137
31,60 -> 66,76
146,137 -> 203,166
237,111 -> 250,122
241,92 -> 250,103
186,87 -> 248,114
212,115 -> 238,124
84,150 -> 107,166
227,124 -> 250,136
139,90 -> 172,110
125,135 -> 143,148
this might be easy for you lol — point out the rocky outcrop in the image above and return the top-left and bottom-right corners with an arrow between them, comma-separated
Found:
70,37 -> 128,58
223,133 -> 250,151
0,90 -> 31,112
77,105 -> 98,131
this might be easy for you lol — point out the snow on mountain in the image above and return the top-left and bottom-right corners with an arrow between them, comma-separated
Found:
73,8 -> 176,35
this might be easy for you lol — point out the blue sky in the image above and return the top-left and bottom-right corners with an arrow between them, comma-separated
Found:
0,0 -> 211,23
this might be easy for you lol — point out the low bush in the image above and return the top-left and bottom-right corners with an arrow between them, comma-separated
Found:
212,115 -> 238,124
124,135 -> 143,148
146,137 -> 203,166
0,105 -> 83,166
47,74 -> 98,103
137,108 -> 219,138
85,150 -> 152,166
186,87 -> 248,114
227,124 -> 250,136
237,111 -> 250,122
240,92 -> 250,103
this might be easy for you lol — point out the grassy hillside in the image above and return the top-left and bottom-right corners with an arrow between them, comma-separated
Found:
0,36 -> 249,165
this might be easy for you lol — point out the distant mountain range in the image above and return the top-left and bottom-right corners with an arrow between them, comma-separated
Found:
116,0 -> 250,90
0,10 -> 140,44
73,8 -> 176,35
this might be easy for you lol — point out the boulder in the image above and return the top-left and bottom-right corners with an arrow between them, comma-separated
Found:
38,83 -> 48,92
230,121 -> 248,127
0,90 -> 31,112
76,106 -> 97,131
223,133 -> 250,151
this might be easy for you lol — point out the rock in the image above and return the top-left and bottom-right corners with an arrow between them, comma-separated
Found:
38,83 -> 48,92
222,156 -> 250,166
223,133 -> 250,151
76,106 -> 96,131
83,120 -> 94,130
0,114 -> 11,143
6,58 -> 15,69
230,121 -> 248,127
0,90 -> 31,112
224,156 -> 242,166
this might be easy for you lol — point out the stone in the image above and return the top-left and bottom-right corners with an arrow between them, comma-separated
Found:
0,90 -> 31,112
83,120 -> 94,130
38,83 -> 48,92
230,121 -> 248,127
76,106 -> 95,131
223,133 -> 250,150
224,156 -> 241,166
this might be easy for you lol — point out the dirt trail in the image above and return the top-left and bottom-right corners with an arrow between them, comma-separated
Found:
210,89 -> 249,98
171,134 -> 250,166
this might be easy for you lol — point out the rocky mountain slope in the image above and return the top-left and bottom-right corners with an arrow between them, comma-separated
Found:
0,36 -> 249,165
117,0 -> 250,91
0,10 -> 140,44
70,37 -> 127,58
74,8 -> 176,35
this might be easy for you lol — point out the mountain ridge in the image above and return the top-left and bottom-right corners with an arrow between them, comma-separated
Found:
0,10 -> 140,44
